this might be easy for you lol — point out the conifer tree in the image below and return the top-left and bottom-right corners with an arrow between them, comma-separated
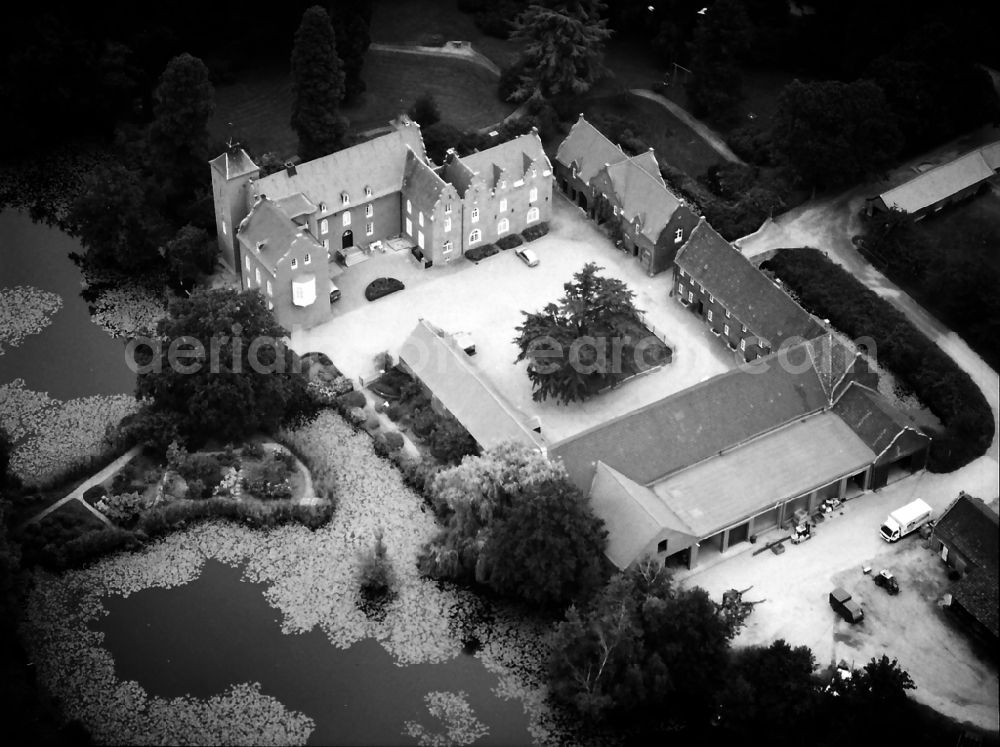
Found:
290,6 -> 348,161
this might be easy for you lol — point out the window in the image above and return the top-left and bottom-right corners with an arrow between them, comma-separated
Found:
268,301 -> 274,311
418,211 -> 424,227
724,324 -> 730,336
529,187 -> 538,203
499,180 -> 506,190
365,186 -> 373,198
320,218 -> 328,234
222,220 -> 227,236
471,207 -> 479,223
741,325 -> 747,333
657,539 -> 667,553
725,309 -> 731,318
323,239 -> 329,250
675,227 -> 684,243
304,253 -> 311,265
498,218 -> 509,235
679,268 -> 686,278
499,198 -> 507,212
677,283 -> 685,297
707,310 -> 713,322
266,280 -> 273,296
255,268 -> 261,285
444,202 -> 452,214
527,206 -> 539,223
688,291 -> 694,303
365,203 -> 373,218
405,217 -> 412,236
444,216 -> 452,232
343,212 -> 351,227
709,293 -> 714,303
366,221 -> 374,236
443,240 -> 453,254
417,230 -> 424,249
291,258 -> 298,269
513,179 -> 524,187
406,199 -> 412,214
341,192 -> 349,206
469,228 -> 481,244
292,276 -> 316,307
531,168 -> 537,178
319,202 -> 326,213
740,338 -> 746,351
245,256 -> 250,271
613,206 -> 619,216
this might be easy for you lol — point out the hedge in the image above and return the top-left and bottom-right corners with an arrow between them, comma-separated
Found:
521,222 -> 549,242
496,234 -> 523,250
365,277 -> 405,302
762,248 -> 994,471
465,244 -> 500,262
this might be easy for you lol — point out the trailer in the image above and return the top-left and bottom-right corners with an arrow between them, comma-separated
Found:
879,499 -> 933,542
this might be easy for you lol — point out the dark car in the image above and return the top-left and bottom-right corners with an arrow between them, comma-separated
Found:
829,587 -> 864,623
329,283 -> 341,303
873,569 -> 900,595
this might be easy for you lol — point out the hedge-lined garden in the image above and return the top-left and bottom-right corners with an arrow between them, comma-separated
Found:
762,249 -> 994,472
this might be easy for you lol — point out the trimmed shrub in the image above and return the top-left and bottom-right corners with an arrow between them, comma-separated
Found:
521,222 -> 549,242
241,441 -> 266,460
347,407 -> 367,427
82,485 -> 107,506
338,390 -> 367,410
384,431 -> 404,451
386,403 -> 403,421
763,248 -> 994,471
365,277 -> 405,301
497,234 -> 523,250
365,413 -> 381,431
465,243 -> 500,262
331,376 -> 354,395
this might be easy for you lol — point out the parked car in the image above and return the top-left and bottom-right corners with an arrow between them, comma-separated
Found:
329,283 -> 341,303
829,587 -> 864,623
515,247 -> 539,267
873,569 -> 900,595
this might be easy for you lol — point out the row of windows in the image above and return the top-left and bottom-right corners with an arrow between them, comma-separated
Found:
331,187 -> 373,209
467,207 -> 541,245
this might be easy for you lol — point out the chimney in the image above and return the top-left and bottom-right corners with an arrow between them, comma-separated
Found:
285,162 -> 297,177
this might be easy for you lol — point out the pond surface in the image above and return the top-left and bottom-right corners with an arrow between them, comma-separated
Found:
0,209 -> 134,398
95,560 -> 532,746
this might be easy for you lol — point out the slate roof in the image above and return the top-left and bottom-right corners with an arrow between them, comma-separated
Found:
442,154 -> 478,196
274,193 -> 317,221
238,198 -> 322,273
399,320 -> 546,452
980,140 -> 1000,171
878,150 -> 995,214
805,334 -> 862,400
601,157 -> 680,243
832,382 -> 929,462
652,411 -> 876,537
676,220 -> 825,346
403,149 -> 451,204
935,494 -> 999,639
555,115 -> 631,182
628,150 -> 665,185
456,131 -> 549,190
550,344 -> 831,492
209,147 -> 259,180
589,462 -> 697,569
255,122 -> 428,211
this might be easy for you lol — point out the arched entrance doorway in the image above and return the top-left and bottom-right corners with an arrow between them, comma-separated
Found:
342,230 -> 354,249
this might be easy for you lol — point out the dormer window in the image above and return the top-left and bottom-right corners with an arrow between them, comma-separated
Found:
340,192 -> 349,206
444,203 -> 452,214
499,180 -> 506,190
531,168 -> 537,178
291,258 -> 298,269
364,186 -> 373,198
319,202 -> 326,213
675,228 -> 684,243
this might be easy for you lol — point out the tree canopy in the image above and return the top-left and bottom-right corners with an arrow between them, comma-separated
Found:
290,5 -> 348,161
329,0 -> 372,102
419,441 -> 607,608
685,0 -> 752,122
508,1 -> 612,102
163,224 -> 218,285
135,288 -> 307,444
514,262 -> 657,405
772,78 -> 903,189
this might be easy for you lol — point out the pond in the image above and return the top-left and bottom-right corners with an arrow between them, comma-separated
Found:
0,209 -> 135,398
95,559 -> 533,746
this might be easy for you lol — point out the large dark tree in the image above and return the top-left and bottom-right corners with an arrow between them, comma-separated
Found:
508,1 -> 612,102
329,0 -> 372,103
65,162 -> 169,272
0,428 -> 19,492
685,0 -> 752,122
163,224 -> 219,285
419,442 -> 607,608
290,5 -> 347,161
514,263 -> 655,405
136,288 -> 305,443
549,560 -> 738,730
772,78 -> 903,190
146,53 -> 215,198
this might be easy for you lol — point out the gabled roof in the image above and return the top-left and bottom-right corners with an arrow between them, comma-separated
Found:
676,220 -> 825,346
255,123 -> 428,212
598,157 -> 680,243
209,147 -> 259,181
589,462 -> 697,569
805,334 -> 862,401
454,131 -> 550,191
238,197 -> 322,273
652,411 -> 876,537
879,150 -> 995,214
442,153 -> 478,197
935,494 -> 999,571
550,343 -> 831,492
403,149 -> 451,204
274,193 -> 317,221
555,115 -> 630,182
629,150 -> 665,184
832,382 -> 929,462
399,320 -> 546,452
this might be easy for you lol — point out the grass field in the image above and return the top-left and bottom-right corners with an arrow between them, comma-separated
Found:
583,93 -> 723,178
210,49 -> 513,160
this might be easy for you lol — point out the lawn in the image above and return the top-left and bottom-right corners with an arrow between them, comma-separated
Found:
210,49 -> 513,160
583,93 -> 723,178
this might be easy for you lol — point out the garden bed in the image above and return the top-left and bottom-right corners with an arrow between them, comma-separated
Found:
365,277 -> 405,302
496,234 -> 523,250
520,222 -> 549,242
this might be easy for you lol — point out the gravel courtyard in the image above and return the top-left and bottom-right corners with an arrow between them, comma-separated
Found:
291,198 -> 736,443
